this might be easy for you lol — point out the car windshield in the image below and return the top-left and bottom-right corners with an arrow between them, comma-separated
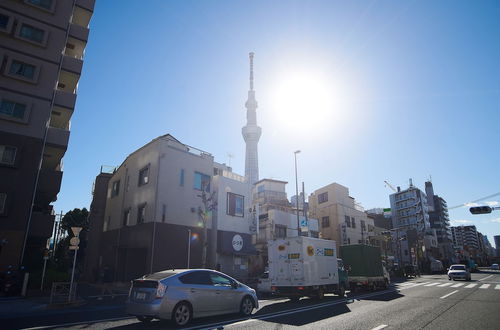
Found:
450,265 -> 466,270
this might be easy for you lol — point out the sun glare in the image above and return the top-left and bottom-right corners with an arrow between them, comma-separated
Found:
269,70 -> 337,135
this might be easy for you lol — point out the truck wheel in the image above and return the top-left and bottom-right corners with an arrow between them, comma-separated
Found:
338,285 -> 346,297
317,287 -> 325,300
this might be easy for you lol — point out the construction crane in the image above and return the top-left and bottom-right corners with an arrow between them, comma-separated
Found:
384,180 -> 397,193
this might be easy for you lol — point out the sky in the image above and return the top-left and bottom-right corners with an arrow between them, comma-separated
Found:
55,0 -> 500,244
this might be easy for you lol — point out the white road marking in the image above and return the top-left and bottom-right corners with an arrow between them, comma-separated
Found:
451,283 -> 465,288
479,284 -> 490,289
424,282 -> 440,287
495,284 -> 500,290
440,290 -> 459,299
24,317 -> 136,329
478,275 -> 494,281
371,325 -> 388,330
437,283 -> 453,287
465,284 -> 477,288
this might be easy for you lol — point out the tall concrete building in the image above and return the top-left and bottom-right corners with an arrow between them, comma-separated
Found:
309,182 -> 375,249
0,0 -> 94,269
241,52 -> 261,185
425,181 -> 454,265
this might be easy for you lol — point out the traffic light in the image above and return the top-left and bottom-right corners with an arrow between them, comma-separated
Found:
469,206 -> 492,214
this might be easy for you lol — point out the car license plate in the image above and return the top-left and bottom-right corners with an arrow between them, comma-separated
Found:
135,292 -> 146,300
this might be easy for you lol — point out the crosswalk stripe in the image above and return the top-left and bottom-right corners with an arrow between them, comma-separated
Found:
495,285 -> 500,290
424,282 -> 440,287
480,284 -> 490,289
437,283 -> 453,287
465,284 -> 477,288
451,283 -> 464,288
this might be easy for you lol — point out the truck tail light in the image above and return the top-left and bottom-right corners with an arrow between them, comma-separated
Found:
155,283 -> 167,299
298,286 -> 304,290
271,286 -> 277,291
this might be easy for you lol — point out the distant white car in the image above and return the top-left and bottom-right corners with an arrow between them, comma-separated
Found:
447,264 -> 471,281
491,264 -> 499,270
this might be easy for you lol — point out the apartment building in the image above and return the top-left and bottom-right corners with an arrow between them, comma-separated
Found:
0,0 -> 94,269
425,181 -> 454,265
309,182 -> 375,251
85,134 -> 256,282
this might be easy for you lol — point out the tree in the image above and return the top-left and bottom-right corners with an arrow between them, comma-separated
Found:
61,208 -> 89,237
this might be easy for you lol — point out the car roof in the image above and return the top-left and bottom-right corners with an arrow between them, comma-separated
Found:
136,268 -> 232,281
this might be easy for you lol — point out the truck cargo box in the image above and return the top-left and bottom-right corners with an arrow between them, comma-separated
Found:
268,237 -> 339,287
340,244 -> 383,277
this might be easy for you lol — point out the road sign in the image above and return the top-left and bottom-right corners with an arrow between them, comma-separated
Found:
71,227 -> 82,237
70,237 -> 80,246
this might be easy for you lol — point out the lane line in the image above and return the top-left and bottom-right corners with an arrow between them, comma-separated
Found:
371,325 -> 388,330
424,282 -> 440,287
437,283 -> 453,287
479,284 -> 490,289
478,275 -> 494,281
401,282 -> 429,288
451,283 -> 465,288
465,284 -> 477,288
24,317 -> 136,330
495,284 -> 500,290
440,290 -> 459,299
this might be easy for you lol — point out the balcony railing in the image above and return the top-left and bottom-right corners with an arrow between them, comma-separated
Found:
54,90 -> 77,109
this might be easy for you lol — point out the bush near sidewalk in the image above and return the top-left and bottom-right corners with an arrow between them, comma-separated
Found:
28,268 -> 70,291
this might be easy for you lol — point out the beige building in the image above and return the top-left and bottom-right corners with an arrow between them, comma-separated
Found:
0,0 -> 94,269
309,183 -> 374,251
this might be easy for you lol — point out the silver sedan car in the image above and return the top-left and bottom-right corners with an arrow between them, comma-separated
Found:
126,269 -> 259,326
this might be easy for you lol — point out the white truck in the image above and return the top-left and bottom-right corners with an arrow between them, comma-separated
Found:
268,236 -> 349,300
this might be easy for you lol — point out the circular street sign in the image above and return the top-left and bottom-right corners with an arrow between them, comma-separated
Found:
70,237 -> 80,246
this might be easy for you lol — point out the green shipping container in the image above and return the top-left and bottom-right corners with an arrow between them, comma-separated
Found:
340,245 -> 383,277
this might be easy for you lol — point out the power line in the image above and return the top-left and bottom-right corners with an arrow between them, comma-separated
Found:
448,191 -> 500,210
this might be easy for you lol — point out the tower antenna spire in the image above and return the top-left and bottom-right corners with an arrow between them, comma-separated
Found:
249,52 -> 254,91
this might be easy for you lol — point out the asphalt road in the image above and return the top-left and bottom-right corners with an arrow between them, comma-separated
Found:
3,270 -> 500,330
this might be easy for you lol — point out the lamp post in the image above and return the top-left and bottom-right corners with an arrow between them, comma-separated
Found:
294,150 -> 301,236
187,229 -> 191,269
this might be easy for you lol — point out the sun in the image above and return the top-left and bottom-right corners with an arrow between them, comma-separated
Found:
269,70 -> 337,135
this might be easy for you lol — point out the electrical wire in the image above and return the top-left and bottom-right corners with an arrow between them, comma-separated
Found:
448,191 -> 500,210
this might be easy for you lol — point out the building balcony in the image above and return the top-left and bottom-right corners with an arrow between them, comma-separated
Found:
62,55 -> 83,75
54,90 -> 77,109
69,23 -> 89,42
46,126 -> 70,150
36,169 -> 63,205
76,0 -> 95,12
28,212 -> 55,238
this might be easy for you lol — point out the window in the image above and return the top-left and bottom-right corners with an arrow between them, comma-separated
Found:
345,215 -> 351,227
0,146 -> 17,165
318,192 -> 328,204
138,166 -> 149,186
257,185 -> 265,193
19,24 -> 45,44
361,220 -> 366,231
194,172 -> 210,192
0,14 -> 9,30
111,180 -> 120,197
275,224 -> 287,238
179,169 -> 184,186
321,216 -> 330,228
123,209 -> 130,227
137,204 -> 146,224
179,271 -> 211,285
351,217 -> 356,228
209,273 -> 233,287
0,100 -> 27,120
310,230 -> 319,238
24,0 -> 54,11
227,192 -> 244,217
8,60 -> 38,82
0,193 -> 6,214
347,238 -> 351,244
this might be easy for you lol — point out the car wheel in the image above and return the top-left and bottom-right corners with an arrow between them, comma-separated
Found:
240,296 -> 254,316
137,316 -> 153,323
172,302 -> 192,326
448,277 -> 451,281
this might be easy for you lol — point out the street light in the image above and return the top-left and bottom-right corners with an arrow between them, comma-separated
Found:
294,150 -> 301,236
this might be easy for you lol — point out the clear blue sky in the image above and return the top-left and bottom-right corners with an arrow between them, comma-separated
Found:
55,0 -> 500,244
